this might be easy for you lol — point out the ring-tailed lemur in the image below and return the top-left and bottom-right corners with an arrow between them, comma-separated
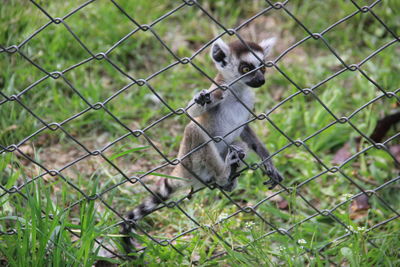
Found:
121,37 -> 283,253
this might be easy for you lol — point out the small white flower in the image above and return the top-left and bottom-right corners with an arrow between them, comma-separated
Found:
279,246 -> 285,251
357,226 -> 366,232
245,221 -> 255,229
298,239 -> 307,244
346,225 -> 358,233
343,193 -> 353,198
218,213 -> 228,220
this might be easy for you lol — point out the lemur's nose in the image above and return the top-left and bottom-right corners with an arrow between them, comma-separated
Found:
254,71 -> 265,86
253,78 -> 265,87
246,72 -> 265,87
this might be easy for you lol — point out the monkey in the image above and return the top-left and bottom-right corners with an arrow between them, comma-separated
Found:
121,37 -> 284,253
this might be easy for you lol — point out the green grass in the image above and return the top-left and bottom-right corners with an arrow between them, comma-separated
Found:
1,0 -> 400,266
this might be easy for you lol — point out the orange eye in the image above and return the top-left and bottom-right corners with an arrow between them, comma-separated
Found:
260,66 -> 266,72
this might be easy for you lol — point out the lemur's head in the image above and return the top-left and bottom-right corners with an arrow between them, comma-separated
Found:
210,37 -> 276,88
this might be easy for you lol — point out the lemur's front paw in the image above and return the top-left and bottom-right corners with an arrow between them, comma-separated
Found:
194,90 -> 211,106
228,145 -> 246,167
226,149 -> 242,167
230,145 -> 246,160
262,165 -> 284,189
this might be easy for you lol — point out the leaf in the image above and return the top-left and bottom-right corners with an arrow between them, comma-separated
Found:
350,194 -> 370,220
389,145 -> 400,162
340,247 -> 353,258
109,146 -> 150,160
332,142 -> 352,165
277,199 -> 289,210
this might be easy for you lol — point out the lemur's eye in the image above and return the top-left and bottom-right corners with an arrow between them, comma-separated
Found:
239,63 -> 254,74
260,66 -> 266,73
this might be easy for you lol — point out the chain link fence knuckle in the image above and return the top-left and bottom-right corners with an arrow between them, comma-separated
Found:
53,17 -> 63,24
220,85 -> 229,91
311,33 -> 321,40
50,71 -> 62,79
159,240 -> 170,246
321,209 -> 331,216
179,57 -> 191,64
250,163 -> 259,170
93,102 -> 104,110
8,186 -> 18,194
271,1 -> 284,9
9,94 -> 18,101
348,64 -> 359,71
183,0 -> 196,6
329,166 -> 340,173
365,190 -> 375,197
338,117 -> 348,124
265,60 -> 275,67
132,130 -> 143,137
127,176 -> 139,184
6,144 -> 17,152
48,122 -> 60,131
301,88 -> 312,95
243,206 -> 254,213
5,45 -> 18,54
212,136 -> 223,143
91,150 -> 101,156
136,79 -> 146,86
174,108 -> 186,115
257,113 -> 267,120
294,140 -> 303,147
170,158 -> 181,166
226,29 -> 236,35
166,201 -> 177,208
277,228 -> 289,235
360,6 -> 371,13
374,143 -> 386,150
139,24 -> 150,31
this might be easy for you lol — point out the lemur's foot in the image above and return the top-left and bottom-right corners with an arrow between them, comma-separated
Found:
228,145 -> 246,167
226,149 -> 241,167
262,164 -> 284,189
221,145 -> 246,192
194,90 -> 211,106
221,179 -> 238,192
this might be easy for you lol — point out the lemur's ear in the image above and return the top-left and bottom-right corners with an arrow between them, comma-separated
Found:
210,38 -> 230,67
259,37 -> 276,58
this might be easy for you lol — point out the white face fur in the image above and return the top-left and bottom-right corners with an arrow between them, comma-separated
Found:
210,37 -> 276,88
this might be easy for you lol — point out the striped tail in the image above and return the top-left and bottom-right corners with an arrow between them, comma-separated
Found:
121,178 -> 176,254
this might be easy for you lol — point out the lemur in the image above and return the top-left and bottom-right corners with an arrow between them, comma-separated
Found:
121,37 -> 283,252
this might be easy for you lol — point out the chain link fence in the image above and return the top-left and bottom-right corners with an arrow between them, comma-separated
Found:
1,0 -> 399,264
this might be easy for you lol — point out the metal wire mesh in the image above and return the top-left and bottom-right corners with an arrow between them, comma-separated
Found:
1,0 -> 399,263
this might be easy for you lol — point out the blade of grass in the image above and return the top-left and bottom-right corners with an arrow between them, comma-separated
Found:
109,146 -> 150,160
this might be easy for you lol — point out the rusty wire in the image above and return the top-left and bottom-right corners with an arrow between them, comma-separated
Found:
0,0 -> 399,263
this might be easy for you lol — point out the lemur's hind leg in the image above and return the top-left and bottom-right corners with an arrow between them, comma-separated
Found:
182,122 -> 239,188
221,140 -> 248,192
240,125 -> 283,189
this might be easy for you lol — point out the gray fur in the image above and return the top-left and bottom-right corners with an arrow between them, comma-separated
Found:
121,37 -> 282,254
